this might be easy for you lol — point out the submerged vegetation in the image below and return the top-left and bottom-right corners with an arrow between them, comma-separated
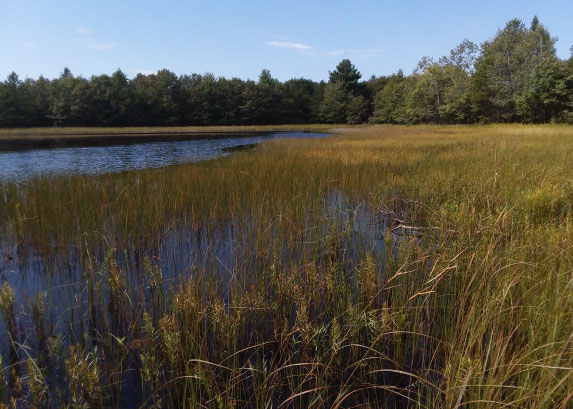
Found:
0,125 -> 572,408
1,17 -> 572,128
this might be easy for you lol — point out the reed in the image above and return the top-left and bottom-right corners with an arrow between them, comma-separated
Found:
0,124 -> 571,408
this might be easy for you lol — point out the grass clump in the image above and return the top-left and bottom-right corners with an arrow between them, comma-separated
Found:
0,124 -> 571,408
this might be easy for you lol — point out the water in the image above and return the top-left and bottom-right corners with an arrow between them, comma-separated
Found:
0,131 -> 328,181
0,190 -> 391,369
0,131 -> 414,407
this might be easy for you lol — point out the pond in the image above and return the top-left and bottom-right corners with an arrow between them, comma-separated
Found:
0,130 -> 407,408
0,131 -> 328,181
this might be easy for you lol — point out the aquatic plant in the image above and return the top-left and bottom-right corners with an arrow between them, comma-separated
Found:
0,124 -> 571,408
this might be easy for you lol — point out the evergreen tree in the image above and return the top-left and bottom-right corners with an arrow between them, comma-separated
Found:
319,81 -> 347,123
328,59 -> 362,96
346,95 -> 369,124
0,73 -> 24,126
371,71 -> 412,124
321,59 -> 365,124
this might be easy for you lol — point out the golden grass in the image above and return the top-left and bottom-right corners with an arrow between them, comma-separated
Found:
0,124 -> 340,139
0,124 -> 571,408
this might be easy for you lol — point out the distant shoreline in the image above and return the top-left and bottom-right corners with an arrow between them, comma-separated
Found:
0,125 -> 337,151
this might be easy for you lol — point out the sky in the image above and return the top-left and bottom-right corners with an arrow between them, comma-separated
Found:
1,0 -> 572,82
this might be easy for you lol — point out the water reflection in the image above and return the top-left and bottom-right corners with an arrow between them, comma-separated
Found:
0,190 -> 389,351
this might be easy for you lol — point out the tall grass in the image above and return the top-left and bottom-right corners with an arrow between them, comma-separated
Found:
0,124 -> 571,408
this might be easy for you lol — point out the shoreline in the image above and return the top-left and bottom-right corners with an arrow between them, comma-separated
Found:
0,125 -> 338,151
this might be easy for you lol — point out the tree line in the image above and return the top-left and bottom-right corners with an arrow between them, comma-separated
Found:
1,16 -> 572,128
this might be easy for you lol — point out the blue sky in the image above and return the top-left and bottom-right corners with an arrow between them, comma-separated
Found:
1,0 -> 572,82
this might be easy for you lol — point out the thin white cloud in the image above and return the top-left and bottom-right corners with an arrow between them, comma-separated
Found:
265,41 -> 312,50
326,49 -> 345,56
74,27 -> 115,51
325,49 -> 380,58
264,39 -> 379,60
24,42 -> 35,48
87,40 -> 116,51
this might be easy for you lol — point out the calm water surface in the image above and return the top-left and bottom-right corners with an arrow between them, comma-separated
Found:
0,131 -> 328,181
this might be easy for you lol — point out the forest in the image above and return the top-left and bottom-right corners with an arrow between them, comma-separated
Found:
1,16 -> 572,127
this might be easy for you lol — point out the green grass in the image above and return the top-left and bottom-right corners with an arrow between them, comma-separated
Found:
0,124 -> 571,408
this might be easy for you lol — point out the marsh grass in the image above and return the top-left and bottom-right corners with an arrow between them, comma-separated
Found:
0,124 -> 572,408
0,124 -> 338,139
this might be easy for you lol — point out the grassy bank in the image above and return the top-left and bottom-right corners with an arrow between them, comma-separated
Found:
0,124 -> 339,138
0,124 -> 340,151
0,125 -> 571,408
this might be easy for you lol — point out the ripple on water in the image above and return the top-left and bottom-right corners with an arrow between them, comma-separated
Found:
0,131 -> 329,181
